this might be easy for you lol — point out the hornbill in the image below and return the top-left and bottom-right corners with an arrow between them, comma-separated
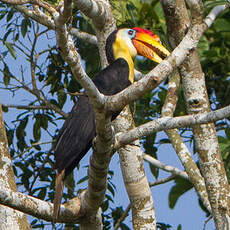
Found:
53,27 -> 170,221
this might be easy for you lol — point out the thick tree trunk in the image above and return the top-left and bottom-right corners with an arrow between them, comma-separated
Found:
114,106 -> 156,230
161,1 -> 230,228
0,103 -> 31,230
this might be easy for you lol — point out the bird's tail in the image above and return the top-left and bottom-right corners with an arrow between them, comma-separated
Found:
53,169 -> 65,223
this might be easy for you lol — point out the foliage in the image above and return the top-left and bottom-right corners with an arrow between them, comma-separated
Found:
199,5 -> 230,111
168,177 -> 193,209
219,128 -> 230,182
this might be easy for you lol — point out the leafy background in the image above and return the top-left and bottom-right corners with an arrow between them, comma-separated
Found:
0,0 -> 230,229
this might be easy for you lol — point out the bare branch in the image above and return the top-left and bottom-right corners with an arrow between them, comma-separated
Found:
2,104 -> 51,110
73,0 -> 107,29
114,106 -> 156,229
59,0 -> 72,25
54,10 -> 104,108
1,0 -> 57,15
160,68 -> 211,212
149,175 -> 176,187
0,103 -> 30,227
186,0 -> 203,23
115,104 -> 230,149
13,5 -> 97,45
143,154 -> 188,180
0,0 -> 29,4
204,4 -> 229,27
0,188 -> 82,223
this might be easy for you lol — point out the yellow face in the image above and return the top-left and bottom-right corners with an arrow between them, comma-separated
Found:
112,29 -> 137,83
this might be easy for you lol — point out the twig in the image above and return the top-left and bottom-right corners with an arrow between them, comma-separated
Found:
12,141 -> 53,160
149,175 -> 175,187
2,104 -> 51,110
67,91 -> 85,96
28,150 -> 53,194
0,0 -> 56,15
54,3 -> 104,108
13,5 -> 97,44
203,216 -> 212,230
143,154 -> 188,180
114,204 -> 131,230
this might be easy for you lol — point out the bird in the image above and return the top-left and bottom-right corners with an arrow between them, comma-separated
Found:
53,27 -> 170,221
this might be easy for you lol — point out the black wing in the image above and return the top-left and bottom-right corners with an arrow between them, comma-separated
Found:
54,58 -> 130,177
53,58 -> 131,221
54,95 -> 95,176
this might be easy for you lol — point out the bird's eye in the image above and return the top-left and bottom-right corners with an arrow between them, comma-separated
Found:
127,29 -> 136,39
128,30 -> 134,35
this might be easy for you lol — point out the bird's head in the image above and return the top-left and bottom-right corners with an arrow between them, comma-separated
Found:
106,27 -> 170,64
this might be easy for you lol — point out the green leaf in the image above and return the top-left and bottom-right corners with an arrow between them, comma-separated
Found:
31,219 -> 38,225
107,181 -> 115,197
157,222 -> 172,230
214,18 -> 230,33
225,128 -> 230,139
37,187 -> 47,200
33,119 -> 41,141
39,114 -> 48,130
149,162 -> 159,180
57,90 -> 67,109
143,135 -> 158,178
3,41 -> 17,59
3,63 -> 11,86
21,18 -> 28,37
3,28 -> 12,41
168,177 -> 193,209
6,8 -> 14,22
102,199 -> 109,212
16,117 -> 28,143
0,10 -> 7,20
205,0 -> 229,9
2,105 -> 8,112
65,171 -> 75,198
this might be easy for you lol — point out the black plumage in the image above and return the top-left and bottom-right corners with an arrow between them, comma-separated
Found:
53,30 -> 132,221
54,58 -> 130,177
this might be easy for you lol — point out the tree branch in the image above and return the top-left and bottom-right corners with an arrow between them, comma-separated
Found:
0,103 -> 30,228
186,0 -> 203,23
0,188 -> 84,223
115,104 -> 230,149
204,4 -> 229,27
160,67 -> 211,212
114,175 -> 175,230
12,5 -> 97,45
54,9 -> 104,108
114,106 -> 156,229
143,154 -> 188,180
2,104 -> 51,110
162,1 -> 230,228
73,0 -> 108,30
1,0 -> 57,15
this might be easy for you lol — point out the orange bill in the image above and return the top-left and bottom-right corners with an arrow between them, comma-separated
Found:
133,27 -> 170,63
